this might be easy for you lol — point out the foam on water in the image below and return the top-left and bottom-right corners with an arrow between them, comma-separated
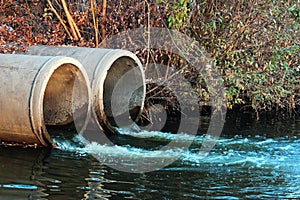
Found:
116,125 -> 202,142
52,128 -> 300,195
53,128 -> 300,171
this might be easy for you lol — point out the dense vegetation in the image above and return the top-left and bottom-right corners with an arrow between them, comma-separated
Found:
0,0 -> 299,115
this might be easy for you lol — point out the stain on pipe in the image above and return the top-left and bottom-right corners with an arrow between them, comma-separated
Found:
0,54 -> 91,146
26,46 -> 146,135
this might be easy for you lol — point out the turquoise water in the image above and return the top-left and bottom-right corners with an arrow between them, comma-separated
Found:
0,113 -> 299,199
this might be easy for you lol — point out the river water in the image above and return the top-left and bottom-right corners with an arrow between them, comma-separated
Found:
0,112 -> 299,199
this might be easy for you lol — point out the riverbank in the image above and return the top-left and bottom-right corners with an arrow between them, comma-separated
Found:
1,0 -> 299,114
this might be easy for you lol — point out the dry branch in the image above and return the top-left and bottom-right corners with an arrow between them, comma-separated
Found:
47,0 -> 72,39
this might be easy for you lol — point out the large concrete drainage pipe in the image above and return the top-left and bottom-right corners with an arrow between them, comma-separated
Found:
0,54 -> 91,146
27,46 -> 146,134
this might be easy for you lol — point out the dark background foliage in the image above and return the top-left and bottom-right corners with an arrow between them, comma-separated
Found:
0,0 -> 299,115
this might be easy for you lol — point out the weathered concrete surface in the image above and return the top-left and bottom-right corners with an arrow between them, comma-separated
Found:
0,54 -> 91,146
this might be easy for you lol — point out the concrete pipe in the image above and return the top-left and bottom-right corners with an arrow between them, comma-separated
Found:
0,54 -> 91,146
27,46 -> 146,134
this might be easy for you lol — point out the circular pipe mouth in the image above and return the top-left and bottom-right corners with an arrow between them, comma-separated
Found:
95,53 -> 146,133
31,57 -> 91,146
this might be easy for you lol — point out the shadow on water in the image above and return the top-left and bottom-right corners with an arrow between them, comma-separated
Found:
0,112 -> 299,199
0,147 -> 91,199
222,110 -> 300,138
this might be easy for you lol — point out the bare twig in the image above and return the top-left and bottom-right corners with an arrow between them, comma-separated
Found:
60,0 -> 81,40
164,48 -> 172,80
91,0 -> 99,46
47,0 -> 72,39
145,0 -> 151,72
101,0 -> 107,44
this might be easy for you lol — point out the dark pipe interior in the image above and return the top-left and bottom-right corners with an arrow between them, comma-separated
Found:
43,64 -> 89,141
103,57 -> 144,128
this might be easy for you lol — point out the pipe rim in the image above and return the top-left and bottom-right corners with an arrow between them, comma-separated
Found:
93,50 -> 146,133
30,56 -> 91,146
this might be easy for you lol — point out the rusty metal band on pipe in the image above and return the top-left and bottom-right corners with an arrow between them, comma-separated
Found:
0,54 -> 91,146
27,46 -> 146,134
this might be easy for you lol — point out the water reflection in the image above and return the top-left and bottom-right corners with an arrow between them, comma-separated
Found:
0,147 -> 49,199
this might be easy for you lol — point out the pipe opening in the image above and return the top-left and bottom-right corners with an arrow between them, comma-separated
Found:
103,57 -> 145,129
43,64 -> 89,141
